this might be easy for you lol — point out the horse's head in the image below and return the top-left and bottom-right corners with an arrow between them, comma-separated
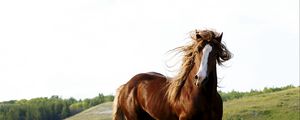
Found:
192,30 -> 231,87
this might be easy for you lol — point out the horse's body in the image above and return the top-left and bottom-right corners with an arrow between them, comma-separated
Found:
113,29 -> 231,120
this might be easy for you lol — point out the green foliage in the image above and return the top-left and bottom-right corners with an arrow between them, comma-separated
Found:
0,93 -> 114,120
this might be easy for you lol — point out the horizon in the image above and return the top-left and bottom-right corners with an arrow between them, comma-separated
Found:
0,0 -> 299,102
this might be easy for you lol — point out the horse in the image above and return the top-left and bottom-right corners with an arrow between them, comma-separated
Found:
112,29 -> 232,120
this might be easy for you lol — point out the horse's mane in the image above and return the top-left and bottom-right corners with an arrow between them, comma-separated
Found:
166,32 -> 203,102
166,29 -> 232,102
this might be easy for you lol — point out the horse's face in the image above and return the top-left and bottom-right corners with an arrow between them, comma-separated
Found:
193,30 -> 223,87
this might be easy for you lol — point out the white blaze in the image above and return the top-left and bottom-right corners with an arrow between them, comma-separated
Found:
196,44 -> 212,81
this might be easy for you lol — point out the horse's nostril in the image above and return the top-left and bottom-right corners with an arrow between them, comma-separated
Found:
195,75 -> 198,80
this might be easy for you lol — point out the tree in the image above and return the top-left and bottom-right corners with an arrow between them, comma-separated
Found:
6,106 -> 20,120
61,103 -> 70,119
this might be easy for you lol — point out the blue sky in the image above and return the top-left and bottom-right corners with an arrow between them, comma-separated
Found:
0,0 -> 299,101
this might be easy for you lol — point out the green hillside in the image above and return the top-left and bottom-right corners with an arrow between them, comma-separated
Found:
65,102 -> 112,120
66,87 -> 300,120
223,87 -> 299,120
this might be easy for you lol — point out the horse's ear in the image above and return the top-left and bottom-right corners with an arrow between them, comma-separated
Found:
216,32 -> 223,42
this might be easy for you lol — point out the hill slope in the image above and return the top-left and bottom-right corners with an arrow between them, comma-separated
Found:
66,87 -> 300,120
223,87 -> 299,120
65,102 -> 112,120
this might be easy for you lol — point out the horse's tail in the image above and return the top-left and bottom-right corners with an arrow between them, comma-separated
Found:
112,85 -> 125,120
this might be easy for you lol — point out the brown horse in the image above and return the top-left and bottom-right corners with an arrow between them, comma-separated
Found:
112,29 -> 232,120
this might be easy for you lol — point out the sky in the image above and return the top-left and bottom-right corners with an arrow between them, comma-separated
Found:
0,0 -> 299,102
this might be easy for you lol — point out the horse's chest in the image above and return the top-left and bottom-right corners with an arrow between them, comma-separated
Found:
173,99 -> 212,119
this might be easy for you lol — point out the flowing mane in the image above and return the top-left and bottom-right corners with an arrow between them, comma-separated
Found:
166,40 -> 202,102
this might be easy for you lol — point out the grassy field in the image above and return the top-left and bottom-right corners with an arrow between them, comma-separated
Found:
66,87 -> 300,120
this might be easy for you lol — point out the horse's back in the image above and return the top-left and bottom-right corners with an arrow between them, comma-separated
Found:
125,72 -> 169,103
122,72 -> 168,93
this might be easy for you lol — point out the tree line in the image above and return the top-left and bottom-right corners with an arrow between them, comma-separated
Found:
0,93 -> 114,120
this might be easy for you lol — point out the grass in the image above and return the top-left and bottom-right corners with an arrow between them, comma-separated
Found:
223,87 -> 300,120
66,87 -> 300,120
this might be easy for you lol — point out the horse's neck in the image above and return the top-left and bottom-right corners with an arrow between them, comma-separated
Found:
205,68 -> 218,95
